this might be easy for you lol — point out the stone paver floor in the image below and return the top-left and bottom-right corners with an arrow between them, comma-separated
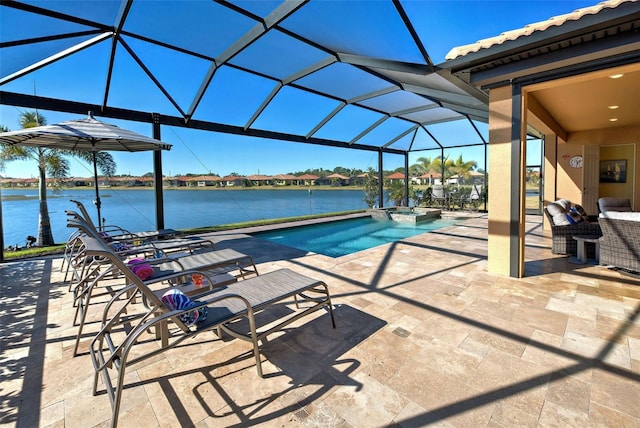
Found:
1,213 -> 639,427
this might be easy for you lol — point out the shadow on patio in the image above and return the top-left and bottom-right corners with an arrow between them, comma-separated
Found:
1,214 -> 639,426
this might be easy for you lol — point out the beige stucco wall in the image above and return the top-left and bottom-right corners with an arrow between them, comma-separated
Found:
483,80 -> 637,277
488,86 -> 522,277
556,142 -> 583,205
599,144 -> 635,201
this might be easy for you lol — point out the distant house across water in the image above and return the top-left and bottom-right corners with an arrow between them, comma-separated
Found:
0,170 -> 485,189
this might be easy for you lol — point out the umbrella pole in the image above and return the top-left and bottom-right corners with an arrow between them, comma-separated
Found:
93,151 -> 102,229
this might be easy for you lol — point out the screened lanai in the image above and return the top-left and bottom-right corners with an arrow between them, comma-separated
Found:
0,0 -> 495,258
0,0 -> 489,152
5,1 -> 635,276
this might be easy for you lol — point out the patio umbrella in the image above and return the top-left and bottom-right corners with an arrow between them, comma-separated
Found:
0,112 -> 172,227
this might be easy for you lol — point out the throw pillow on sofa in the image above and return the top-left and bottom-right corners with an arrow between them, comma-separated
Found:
566,210 -> 584,224
546,200 -> 571,226
573,204 -> 589,222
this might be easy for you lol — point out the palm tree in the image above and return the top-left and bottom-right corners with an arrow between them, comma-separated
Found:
0,111 -> 116,246
412,156 -> 434,175
385,180 -> 406,206
427,155 -> 453,183
411,156 -> 441,185
362,167 -> 378,208
449,155 -> 478,184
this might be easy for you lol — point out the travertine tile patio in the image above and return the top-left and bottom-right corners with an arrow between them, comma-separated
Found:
1,213 -> 639,427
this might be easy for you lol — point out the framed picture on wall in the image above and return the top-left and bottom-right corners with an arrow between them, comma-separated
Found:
599,159 -> 627,183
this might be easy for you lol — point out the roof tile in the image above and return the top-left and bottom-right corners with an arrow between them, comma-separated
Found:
445,0 -> 635,60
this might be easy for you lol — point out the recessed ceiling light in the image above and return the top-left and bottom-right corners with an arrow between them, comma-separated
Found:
608,105 -> 619,109
609,118 -> 618,122
609,73 -> 624,79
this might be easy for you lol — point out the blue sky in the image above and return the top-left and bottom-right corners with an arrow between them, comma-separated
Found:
0,1 -> 596,178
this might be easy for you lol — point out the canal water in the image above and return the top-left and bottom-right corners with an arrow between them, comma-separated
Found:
2,188 -> 368,246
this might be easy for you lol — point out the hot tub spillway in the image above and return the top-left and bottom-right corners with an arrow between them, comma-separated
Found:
368,208 -> 441,223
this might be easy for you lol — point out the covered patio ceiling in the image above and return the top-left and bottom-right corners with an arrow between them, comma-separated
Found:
0,0 -> 490,155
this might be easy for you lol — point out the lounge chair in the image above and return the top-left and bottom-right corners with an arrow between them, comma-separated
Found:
81,234 -> 335,428
68,221 -> 258,356
66,210 -> 214,259
544,199 -> 602,256
61,201 -> 144,278
61,200 -> 213,281
464,184 -> 482,211
431,184 -> 447,209
64,211 -> 216,299
70,199 -> 179,240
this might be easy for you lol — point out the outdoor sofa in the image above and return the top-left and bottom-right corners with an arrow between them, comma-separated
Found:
544,199 -> 602,256
598,211 -> 640,272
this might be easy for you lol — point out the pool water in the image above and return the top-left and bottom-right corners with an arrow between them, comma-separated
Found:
253,216 -> 458,257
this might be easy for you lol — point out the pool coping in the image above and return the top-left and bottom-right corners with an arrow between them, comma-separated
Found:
203,210 -> 480,238
202,211 -> 371,236
197,211 -> 485,261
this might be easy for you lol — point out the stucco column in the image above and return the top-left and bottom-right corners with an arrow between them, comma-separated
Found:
488,85 -> 525,277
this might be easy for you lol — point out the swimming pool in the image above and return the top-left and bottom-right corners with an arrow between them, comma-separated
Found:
253,216 -> 458,257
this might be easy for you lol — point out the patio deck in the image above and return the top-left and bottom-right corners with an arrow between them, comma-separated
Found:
1,213 -> 639,427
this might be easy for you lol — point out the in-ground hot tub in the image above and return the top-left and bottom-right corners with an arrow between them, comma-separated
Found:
368,207 -> 441,223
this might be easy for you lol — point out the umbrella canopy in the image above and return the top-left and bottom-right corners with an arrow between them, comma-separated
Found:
0,112 -> 172,152
0,112 -> 172,227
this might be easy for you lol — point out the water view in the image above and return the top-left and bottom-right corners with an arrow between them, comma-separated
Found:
1,188 -> 368,247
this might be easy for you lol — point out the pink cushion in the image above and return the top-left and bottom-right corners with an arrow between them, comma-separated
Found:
127,258 -> 154,280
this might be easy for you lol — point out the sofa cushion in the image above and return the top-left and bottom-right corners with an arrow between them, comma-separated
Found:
599,211 -> 640,221
598,197 -> 632,213
547,201 -> 570,226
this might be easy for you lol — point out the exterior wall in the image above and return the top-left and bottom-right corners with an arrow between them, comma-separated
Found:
528,90 -> 564,229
